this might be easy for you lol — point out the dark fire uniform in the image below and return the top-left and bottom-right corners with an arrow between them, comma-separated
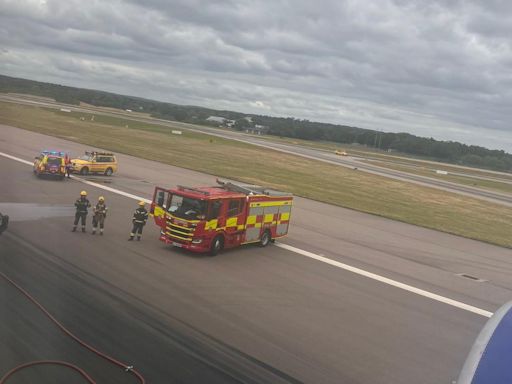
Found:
72,197 -> 91,232
92,202 -> 108,235
129,206 -> 149,241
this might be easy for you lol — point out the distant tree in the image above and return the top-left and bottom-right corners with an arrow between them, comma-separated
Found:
1,74 -> 510,172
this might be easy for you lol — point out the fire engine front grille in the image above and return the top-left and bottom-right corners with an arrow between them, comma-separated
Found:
166,219 -> 194,242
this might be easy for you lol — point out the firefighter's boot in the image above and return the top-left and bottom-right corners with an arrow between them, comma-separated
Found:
71,226 -> 77,232
100,229 -> 104,236
137,236 -> 141,241
92,228 -> 96,235
81,226 -> 86,233
128,234 -> 134,241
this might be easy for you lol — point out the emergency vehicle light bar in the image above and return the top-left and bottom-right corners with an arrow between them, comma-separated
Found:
42,150 -> 67,156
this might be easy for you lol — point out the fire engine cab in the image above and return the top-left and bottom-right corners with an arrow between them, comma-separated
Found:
151,180 -> 293,255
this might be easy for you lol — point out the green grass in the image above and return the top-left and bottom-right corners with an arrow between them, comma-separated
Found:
1,101 -> 512,248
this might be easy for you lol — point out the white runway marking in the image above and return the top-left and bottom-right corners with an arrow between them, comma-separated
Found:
275,243 -> 493,318
1,151 -> 494,318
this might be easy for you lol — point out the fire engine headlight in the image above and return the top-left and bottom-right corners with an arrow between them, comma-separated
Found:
191,238 -> 203,244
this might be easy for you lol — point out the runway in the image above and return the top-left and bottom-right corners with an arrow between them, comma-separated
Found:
1,125 -> 512,383
2,94 -> 511,207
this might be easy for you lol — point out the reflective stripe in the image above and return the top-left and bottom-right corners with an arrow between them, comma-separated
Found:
153,206 -> 165,218
205,219 -> 218,230
249,200 -> 292,208
166,213 -> 200,224
166,232 -> 192,241
246,215 -> 257,225
166,226 -> 191,236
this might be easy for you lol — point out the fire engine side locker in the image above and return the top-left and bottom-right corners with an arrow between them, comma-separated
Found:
275,203 -> 291,237
244,203 -> 263,243
243,199 -> 292,243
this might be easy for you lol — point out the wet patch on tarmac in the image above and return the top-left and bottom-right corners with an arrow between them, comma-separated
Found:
0,203 -> 74,221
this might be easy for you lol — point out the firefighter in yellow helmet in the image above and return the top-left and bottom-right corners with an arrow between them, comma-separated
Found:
128,201 -> 148,241
72,190 -> 91,232
92,196 -> 108,235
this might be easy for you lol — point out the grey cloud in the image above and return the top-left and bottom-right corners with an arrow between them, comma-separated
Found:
0,0 -> 511,151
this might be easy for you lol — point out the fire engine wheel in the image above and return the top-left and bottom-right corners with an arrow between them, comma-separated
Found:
80,167 -> 89,176
104,167 -> 113,176
259,230 -> 272,247
209,235 -> 224,256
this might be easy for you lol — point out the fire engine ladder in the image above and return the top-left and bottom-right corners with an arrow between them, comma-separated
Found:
216,179 -> 264,195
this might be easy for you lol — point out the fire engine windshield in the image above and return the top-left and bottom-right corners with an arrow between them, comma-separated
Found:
168,194 -> 207,220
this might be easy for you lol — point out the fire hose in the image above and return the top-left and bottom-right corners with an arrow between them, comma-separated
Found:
0,271 -> 146,384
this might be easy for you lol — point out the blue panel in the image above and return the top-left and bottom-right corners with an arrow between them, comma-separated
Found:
472,307 -> 512,384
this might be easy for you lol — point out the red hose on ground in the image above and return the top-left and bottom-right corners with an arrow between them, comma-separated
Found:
0,271 -> 146,384
1,361 -> 96,384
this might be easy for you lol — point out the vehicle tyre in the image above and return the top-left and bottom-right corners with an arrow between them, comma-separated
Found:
259,230 -> 271,247
80,167 -> 89,175
209,235 -> 224,256
104,167 -> 113,176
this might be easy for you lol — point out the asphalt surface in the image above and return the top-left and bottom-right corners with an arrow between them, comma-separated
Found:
1,125 -> 512,383
2,94 -> 512,207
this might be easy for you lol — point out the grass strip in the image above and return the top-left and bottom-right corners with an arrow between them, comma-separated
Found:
1,101 -> 511,248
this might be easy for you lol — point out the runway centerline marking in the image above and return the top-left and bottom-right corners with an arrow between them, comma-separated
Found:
1,151 -> 494,318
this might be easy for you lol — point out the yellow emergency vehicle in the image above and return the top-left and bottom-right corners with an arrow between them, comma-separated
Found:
71,151 -> 118,176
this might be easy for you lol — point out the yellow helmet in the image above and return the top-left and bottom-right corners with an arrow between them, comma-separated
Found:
80,190 -> 87,196
98,196 -> 105,201
138,200 -> 145,206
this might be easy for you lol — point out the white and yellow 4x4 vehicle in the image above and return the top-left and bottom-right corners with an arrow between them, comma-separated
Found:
72,151 -> 118,176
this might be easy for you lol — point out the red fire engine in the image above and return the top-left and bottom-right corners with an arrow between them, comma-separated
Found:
150,180 -> 293,255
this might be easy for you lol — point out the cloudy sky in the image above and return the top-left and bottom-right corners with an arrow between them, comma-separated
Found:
1,0 -> 512,151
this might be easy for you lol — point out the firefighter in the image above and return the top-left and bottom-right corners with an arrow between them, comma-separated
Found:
128,201 -> 148,241
72,191 -> 91,232
65,155 -> 73,178
92,196 -> 108,235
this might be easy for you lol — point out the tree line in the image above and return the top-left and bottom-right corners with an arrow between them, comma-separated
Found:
1,74 -> 510,172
